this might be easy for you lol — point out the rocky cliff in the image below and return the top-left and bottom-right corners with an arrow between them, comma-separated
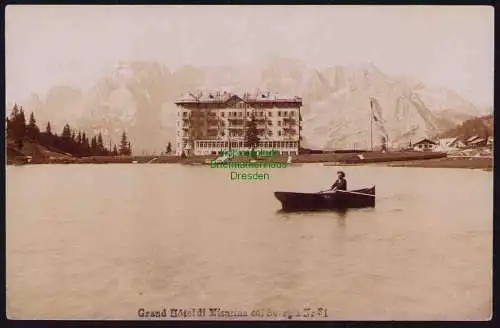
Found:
13,58 -> 490,153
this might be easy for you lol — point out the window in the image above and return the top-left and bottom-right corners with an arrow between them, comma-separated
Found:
267,131 -> 272,137
268,112 -> 272,117
221,112 -> 225,117
278,111 -> 282,117
278,121 -> 281,126
291,111 -> 295,117
284,111 -> 288,117
278,131 -> 282,136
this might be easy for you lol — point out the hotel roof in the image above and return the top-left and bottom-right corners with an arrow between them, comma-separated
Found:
175,91 -> 302,104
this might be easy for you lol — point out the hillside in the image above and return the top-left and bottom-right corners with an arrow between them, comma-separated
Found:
440,114 -> 493,139
6,137 -> 71,164
11,58 -> 491,153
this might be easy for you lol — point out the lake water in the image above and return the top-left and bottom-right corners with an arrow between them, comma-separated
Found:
6,164 -> 493,320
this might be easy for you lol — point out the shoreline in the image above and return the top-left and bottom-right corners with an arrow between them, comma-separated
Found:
383,157 -> 492,170
7,151 -> 492,170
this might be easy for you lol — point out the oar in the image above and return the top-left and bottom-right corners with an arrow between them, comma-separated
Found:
335,190 -> 376,197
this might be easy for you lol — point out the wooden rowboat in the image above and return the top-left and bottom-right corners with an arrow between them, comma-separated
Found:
274,186 -> 375,211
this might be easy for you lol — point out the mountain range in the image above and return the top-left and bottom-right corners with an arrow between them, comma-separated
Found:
9,57 -> 491,153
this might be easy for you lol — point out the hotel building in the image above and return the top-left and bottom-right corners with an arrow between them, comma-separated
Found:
174,91 -> 302,156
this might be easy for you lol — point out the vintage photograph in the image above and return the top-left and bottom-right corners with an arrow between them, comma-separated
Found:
5,5 -> 493,320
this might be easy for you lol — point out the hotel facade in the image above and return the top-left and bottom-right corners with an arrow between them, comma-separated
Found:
174,91 -> 302,156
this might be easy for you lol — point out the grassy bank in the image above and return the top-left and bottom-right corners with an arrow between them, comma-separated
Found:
7,147 -> 491,170
11,151 -> 446,165
307,151 -> 447,164
384,157 -> 493,170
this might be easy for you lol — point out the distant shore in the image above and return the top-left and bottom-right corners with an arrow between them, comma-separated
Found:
383,157 -> 492,170
7,151 -> 492,170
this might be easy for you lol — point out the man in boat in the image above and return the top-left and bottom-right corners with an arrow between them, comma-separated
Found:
330,171 -> 347,191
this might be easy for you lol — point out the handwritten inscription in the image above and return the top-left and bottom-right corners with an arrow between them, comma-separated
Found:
137,307 -> 328,319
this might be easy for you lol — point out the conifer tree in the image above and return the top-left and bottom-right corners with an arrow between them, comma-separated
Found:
119,132 -> 129,155
85,134 -> 91,155
61,124 -> 71,139
97,132 -> 104,154
245,113 -> 260,156
166,142 -> 172,154
27,112 -> 40,140
46,122 -> 52,135
380,136 -> 387,152
10,103 -> 20,120
90,136 -> 97,154
60,124 -> 72,152
7,104 -> 19,139
17,107 -> 27,140
10,106 -> 27,149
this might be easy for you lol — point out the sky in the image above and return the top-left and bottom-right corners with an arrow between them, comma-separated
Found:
5,5 -> 494,107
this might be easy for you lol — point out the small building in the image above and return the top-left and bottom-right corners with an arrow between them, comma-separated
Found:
437,137 -> 456,147
465,136 -> 481,145
469,137 -> 487,148
436,137 -> 466,151
413,138 -> 437,152
448,137 -> 467,149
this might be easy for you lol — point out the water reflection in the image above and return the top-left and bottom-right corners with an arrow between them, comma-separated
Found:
336,209 -> 347,230
275,208 -> 348,231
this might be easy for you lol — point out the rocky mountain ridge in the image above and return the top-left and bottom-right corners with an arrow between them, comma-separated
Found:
10,59 -> 491,153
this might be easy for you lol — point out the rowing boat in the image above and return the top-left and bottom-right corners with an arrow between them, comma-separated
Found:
274,186 -> 375,211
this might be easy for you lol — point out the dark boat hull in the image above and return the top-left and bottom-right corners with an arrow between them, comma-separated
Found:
274,186 -> 375,211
